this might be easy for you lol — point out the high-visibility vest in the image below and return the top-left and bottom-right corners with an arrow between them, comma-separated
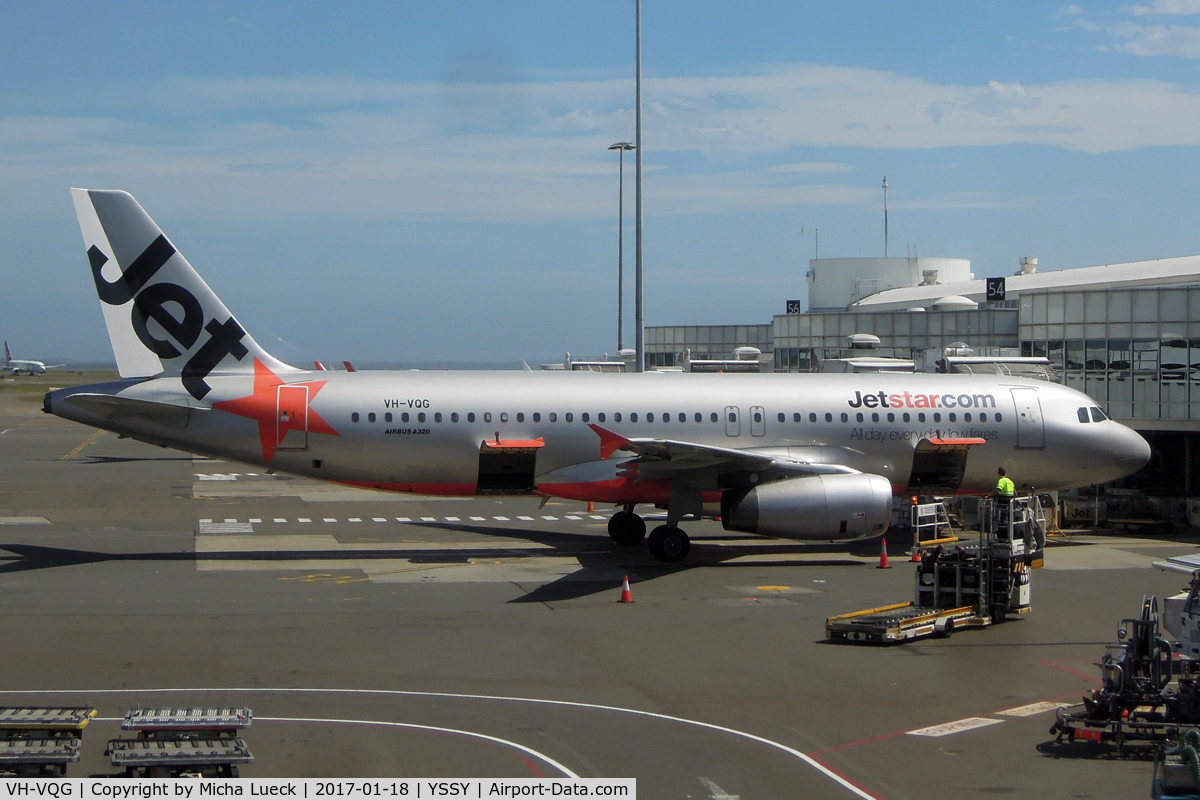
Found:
997,476 -> 1015,496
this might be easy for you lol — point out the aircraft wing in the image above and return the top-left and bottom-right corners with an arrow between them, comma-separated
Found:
588,424 -> 857,478
62,393 -> 209,428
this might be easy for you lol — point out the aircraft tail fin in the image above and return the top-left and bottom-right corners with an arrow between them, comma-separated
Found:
70,189 -> 295,400
3,341 -> 9,366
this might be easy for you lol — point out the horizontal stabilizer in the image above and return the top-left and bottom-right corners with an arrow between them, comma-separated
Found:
62,393 -> 209,428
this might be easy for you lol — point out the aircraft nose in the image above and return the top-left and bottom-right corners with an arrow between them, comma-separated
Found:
1117,426 -> 1151,470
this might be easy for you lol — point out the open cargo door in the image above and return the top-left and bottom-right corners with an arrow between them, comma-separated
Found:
906,437 -> 986,494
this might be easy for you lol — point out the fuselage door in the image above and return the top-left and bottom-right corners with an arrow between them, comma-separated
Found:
750,405 -> 766,437
725,406 -> 740,437
1011,387 -> 1045,449
277,384 -> 309,450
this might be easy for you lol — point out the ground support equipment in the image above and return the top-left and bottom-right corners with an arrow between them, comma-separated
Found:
105,706 -> 253,777
826,496 -> 1043,644
0,706 -> 96,776
1153,730 -> 1200,798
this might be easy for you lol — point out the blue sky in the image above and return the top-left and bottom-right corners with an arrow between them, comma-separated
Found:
4,1 -> 1200,364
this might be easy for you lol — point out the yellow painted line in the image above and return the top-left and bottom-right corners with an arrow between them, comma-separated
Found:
61,430 -> 103,460
756,585 -> 790,591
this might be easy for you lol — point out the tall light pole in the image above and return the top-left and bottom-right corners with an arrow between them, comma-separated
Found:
882,176 -> 889,258
634,0 -> 645,373
608,141 -> 635,352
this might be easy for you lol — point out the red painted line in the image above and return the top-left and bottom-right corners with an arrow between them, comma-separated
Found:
807,729 -> 908,756
1040,659 -> 1102,683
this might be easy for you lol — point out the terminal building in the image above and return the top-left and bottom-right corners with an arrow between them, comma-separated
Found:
646,253 -> 1200,500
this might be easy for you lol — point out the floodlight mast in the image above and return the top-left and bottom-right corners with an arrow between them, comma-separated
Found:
634,0 -> 644,372
608,142 -> 635,353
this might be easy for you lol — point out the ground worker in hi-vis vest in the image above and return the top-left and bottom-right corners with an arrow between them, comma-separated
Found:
996,467 -> 1016,497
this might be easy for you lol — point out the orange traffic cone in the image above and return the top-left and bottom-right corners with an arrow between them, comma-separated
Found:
911,534 -> 921,562
618,575 -> 634,603
587,501 -> 594,513
877,537 -> 891,569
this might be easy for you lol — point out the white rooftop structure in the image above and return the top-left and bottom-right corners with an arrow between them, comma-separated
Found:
807,257 -> 973,311
851,255 -> 1200,312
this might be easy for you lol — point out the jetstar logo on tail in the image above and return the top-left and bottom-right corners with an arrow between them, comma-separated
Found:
88,236 -> 247,401
848,390 -> 997,410
213,359 -> 339,464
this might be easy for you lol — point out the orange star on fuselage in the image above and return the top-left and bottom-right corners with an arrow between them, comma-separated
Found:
212,358 -> 339,465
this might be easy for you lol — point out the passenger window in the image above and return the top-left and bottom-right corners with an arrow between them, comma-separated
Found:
647,413 -> 654,422
727,412 -> 736,423
582,412 -> 590,422
794,413 -> 801,423
695,413 -> 702,423
418,412 -> 426,423
778,412 -> 785,423
630,413 -> 638,422
484,412 -> 492,423
533,412 -> 541,422
598,412 -> 606,422
753,411 -> 762,423
825,413 -> 833,422
995,413 -> 1002,422
856,412 -> 864,423
435,412 -> 443,422
516,412 -> 524,422
661,412 -> 669,423
918,413 -> 926,422
871,412 -> 879,423
451,412 -> 459,422
978,413 -> 986,422
368,412 -> 376,422
811,413 -> 818,423
948,413 -> 956,422
1091,407 -> 1108,422
678,413 -> 686,422
711,412 -> 719,422
963,413 -> 971,422
352,412 -> 360,422
402,412 -> 410,423
500,412 -> 508,423
385,412 -> 393,422
614,412 -> 622,422
887,412 -> 895,422
903,412 -> 910,422
840,412 -> 848,422
549,412 -> 558,422
1077,407 -> 1089,423
566,413 -> 573,422
933,413 -> 941,422
467,412 -> 475,423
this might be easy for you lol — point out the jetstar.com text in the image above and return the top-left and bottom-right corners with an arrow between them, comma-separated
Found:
847,391 -> 996,410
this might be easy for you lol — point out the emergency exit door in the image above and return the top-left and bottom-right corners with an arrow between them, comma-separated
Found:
1010,387 -> 1044,449
725,406 -> 740,437
277,385 -> 309,450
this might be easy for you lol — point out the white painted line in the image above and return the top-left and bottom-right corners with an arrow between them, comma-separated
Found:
589,515 -> 607,520
542,515 -> 558,521
323,518 -> 337,523
26,687 -> 877,800
396,517 -> 412,523
249,518 -> 261,524
699,777 -> 740,800
421,517 -> 437,522
372,518 -> 387,523
348,518 -> 362,523
274,518 -> 287,523
996,701 -> 1070,718
469,516 -> 486,521
493,516 -> 510,521
565,515 -> 582,521
299,518 -> 312,523
200,518 -> 212,524
445,516 -> 461,522
246,473 -> 258,477
198,520 -> 253,534
224,518 -> 237,523
517,516 -> 534,521
907,717 -> 1003,737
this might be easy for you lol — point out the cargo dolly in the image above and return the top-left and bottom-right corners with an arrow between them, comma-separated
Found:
826,496 -> 1043,644
0,706 -> 96,776
106,707 -> 253,777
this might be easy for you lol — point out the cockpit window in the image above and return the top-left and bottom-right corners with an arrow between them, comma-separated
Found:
1090,407 -> 1108,422
1077,407 -> 1090,423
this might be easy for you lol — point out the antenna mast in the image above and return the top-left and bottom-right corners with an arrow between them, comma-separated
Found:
882,176 -> 889,258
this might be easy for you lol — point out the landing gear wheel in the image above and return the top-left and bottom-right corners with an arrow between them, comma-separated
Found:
607,511 -> 646,546
648,525 -> 690,563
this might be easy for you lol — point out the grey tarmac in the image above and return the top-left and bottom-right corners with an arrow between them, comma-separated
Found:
0,372 -> 1193,798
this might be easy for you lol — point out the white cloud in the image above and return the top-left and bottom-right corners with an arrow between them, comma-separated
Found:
1063,4 -> 1087,14
1131,0 -> 1200,15
5,64 -> 1200,221
1109,21 -> 1200,55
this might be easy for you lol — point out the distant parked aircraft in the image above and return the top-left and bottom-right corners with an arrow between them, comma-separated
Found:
4,342 -> 61,376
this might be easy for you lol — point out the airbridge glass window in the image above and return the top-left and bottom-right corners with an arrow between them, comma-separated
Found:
368,413 -> 376,422
418,412 -> 426,423
385,413 -> 393,423
351,412 -> 360,422
1091,407 -> 1108,421
1077,407 -> 1090,423
435,412 -> 442,422
402,412 -> 410,423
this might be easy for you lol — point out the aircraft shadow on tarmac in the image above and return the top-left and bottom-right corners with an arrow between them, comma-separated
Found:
1035,739 -> 1156,762
0,523 -> 882,604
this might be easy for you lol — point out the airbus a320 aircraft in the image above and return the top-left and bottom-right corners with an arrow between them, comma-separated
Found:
5,342 -> 60,376
44,190 -> 1152,562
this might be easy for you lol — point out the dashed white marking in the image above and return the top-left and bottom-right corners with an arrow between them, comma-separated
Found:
198,520 -> 253,534
372,518 -> 387,523
323,518 -> 337,523
589,515 -> 607,520
542,516 -> 558,521
699,777 -> 740,800
565,515 -> 582,521
249,518 -> 261,524
224,518 -> 237,523
396,517 -> 412,523
298,518 -> 312,523
517,516 -> 534,521
421,516 -> 437,522
445,516 -> 461,522
246,473 -> 259,477
195,473 -> 239,481
493,516 -> 510,521
470,516 -> 486,521
274,518 -> 287,523
348,518 -> 361,523
996,702 -> 1070,718
907,717 -> 1003,737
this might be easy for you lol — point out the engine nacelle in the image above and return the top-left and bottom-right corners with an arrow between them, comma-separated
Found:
721,473 -> 893,539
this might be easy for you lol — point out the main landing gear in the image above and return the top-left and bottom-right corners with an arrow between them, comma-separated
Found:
606,505 -> 690,563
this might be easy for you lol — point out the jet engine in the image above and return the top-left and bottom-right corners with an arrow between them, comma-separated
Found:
721,473 -> 893,539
